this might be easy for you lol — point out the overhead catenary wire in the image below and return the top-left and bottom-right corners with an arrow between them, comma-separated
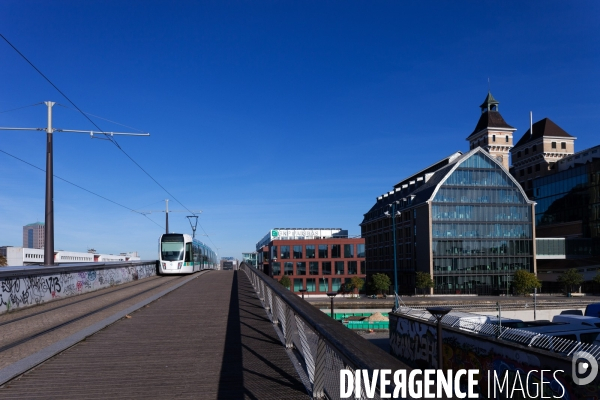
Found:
1,33 -> 218,250
0,102 -> 44,114
0,148 -> 164,231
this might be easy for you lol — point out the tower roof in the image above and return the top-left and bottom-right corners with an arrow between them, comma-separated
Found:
467,111 -> 515,139
467,91 -> 515,139
513,118 -> 574,148
479,91 -> 499,111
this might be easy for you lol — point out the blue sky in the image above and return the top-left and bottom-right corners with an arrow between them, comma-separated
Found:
1,1 -> 599,260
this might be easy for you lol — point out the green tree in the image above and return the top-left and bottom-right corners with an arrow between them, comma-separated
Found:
415,272 -> 433,294
512,270 -> 541,296
558,268 -> 584,295
371,273 -> 391,295
348,276 -> 365,297
593,272 -> 600,286
279,275 -> 291,289
0,254 -> 7,267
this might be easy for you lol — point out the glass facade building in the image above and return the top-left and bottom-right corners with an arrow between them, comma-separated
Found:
361,148 -> 536,295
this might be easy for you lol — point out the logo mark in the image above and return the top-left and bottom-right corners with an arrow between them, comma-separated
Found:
271,230 -> 278,237
572,351 -> 599,385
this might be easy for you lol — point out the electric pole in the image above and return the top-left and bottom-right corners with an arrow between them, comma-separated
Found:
0,102 -> 149,265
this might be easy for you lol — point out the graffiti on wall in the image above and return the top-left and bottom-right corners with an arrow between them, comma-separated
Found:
390,314 -> 599,399
0,263 -> 156,314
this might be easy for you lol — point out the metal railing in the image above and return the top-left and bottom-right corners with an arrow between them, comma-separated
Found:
395,305 -> 600,362
241,263 -> 410,400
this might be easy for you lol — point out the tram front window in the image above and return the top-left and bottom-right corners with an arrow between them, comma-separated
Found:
162,241 -> 184,261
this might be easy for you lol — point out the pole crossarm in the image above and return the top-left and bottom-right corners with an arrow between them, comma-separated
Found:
1,101 -> 148,265
56,129 -> 149,137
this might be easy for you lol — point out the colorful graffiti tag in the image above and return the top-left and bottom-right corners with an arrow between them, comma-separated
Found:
390,313 -> 600,399
0,263 -> 156,314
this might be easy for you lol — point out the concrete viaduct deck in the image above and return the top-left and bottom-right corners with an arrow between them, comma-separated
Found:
0,271 -> 309,399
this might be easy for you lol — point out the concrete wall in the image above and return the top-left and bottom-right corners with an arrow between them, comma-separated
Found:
0,263 -> 157,314
390,311 -> 600,399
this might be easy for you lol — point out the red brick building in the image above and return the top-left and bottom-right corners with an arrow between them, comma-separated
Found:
256,228 -> 365,295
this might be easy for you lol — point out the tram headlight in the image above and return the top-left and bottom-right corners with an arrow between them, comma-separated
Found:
162,263 -> 166,269
178,262 -> 183,269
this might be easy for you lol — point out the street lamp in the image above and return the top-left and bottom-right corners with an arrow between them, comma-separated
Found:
299,289 -> 307,300
427,307 -> 452,369
384,200 -> 400,310
327,292 -> 338,320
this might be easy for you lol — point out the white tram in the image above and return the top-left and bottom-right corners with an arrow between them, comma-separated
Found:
158,233 -> 217,274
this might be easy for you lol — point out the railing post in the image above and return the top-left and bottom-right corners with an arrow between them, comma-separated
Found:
312,336 -> 327,399
284,305 -> 294,349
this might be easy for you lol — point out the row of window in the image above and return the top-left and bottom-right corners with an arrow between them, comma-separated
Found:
288,277 -> 364,292
431,223 -> 532,238
433,187 -> 525,204
432,205 -> 530,222
433,258 -> 531,273
272,260 -> 366,276
516,142 -> 566,158
432,239 -> 532,256
272,244 -> 365,259
519,163 -> 542,176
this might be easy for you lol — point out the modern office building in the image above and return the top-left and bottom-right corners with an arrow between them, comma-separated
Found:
361,147 -> 536,295
255,228 -> 366,294
531,146 -> 600,286
22,222 -> 44,249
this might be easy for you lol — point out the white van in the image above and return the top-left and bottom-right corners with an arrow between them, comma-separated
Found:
552,315 -> 600,328
515,322 -> 600,346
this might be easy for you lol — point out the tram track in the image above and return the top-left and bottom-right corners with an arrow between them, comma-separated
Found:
0,274 -> 192,356
0,275 -> 169,328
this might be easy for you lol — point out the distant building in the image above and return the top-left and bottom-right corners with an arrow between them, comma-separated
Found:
256,228 -> 366,295
23,222 -> 44,249
466,92 -> 516,170
510,118 -> 576,196
0,246 -> 140,267
361,147 -> 536,296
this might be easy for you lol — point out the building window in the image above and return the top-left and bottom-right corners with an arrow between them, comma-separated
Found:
335,261 -> 344,275
272,262 -> 281,276
357,244 -> 365,258
344,244 -> 354,258
348,261 -> 357,274
280,246 -> 290,259
525,148 -> 529,155
535,163 -> 540,172
506,135 -> 509,143
492,135 -> 496,142
520,169 -> 524,177
309,262 -> 319,275
527,166 -> 532,174
552,142 -> 557,149
318,245 -> 328,258
296,262 -> 306,275
293,279 -> 304,291
284,262 -> 293,275
306,245 -> 315,258
293,245 -> 303,259
517,151 -> 521,158
561,142 -> 566,149
331,244 -> 341,258
322,261 -> 331,275
319,277 -> 329,292
306,278 -> 316,292
360,261 -> 366,274
332,278 -> 342,291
